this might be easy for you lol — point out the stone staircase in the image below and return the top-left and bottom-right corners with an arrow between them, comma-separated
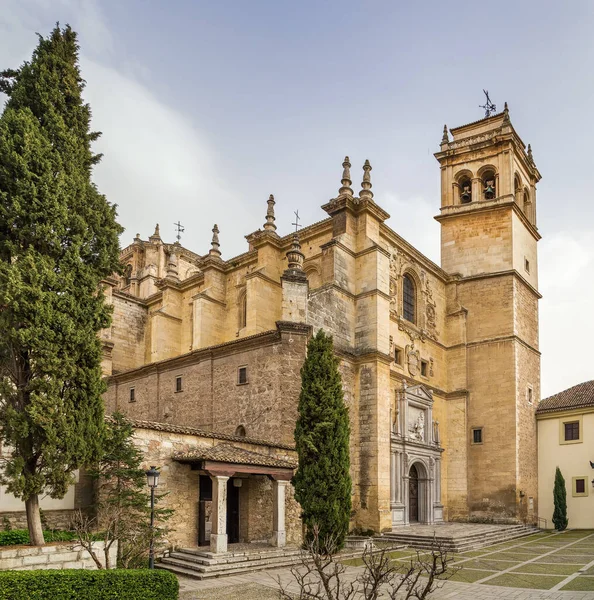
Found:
156,546 -> 307,580
379,523 -> 540,553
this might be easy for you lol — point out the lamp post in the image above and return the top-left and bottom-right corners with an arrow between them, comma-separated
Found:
145,466 -> 160,569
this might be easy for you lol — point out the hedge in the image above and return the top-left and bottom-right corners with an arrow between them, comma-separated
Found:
0,530 -> 104,547
0,570 -> 179,600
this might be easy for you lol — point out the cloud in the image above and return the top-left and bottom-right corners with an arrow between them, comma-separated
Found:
0,0 -> 243,256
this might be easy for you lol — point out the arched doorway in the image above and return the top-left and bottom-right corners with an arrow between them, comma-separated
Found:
409,465 -> 419,523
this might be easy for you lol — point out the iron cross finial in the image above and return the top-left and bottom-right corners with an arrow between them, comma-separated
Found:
291,210 -> 302,234
479,90 -> 497,118
173,221 -> 185,243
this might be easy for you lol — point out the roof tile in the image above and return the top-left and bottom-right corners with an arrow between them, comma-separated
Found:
536,380 -> 594,414
173,444 -> 296,469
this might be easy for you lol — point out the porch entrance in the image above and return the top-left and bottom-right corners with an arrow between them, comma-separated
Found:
226,482 -> 240,544
409,465 -> 419,523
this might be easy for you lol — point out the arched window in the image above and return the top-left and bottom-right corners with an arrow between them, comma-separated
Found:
523,190 -> 530,214
235,425 -> 246,437
482,170 -> 496,200
402,274 -> 416,323
238,290 -> 247,330
459,178 -> 472,204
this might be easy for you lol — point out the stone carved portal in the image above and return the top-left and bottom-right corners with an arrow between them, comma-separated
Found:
390,384 -> 443,528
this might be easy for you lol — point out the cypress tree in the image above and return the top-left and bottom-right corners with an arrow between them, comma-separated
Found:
293,329 -> 352,551
0,26 -> 122,545
552,466 -> 568,531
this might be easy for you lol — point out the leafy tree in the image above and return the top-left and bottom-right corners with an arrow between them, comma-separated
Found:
0,25 -> 122,545
72,413 -> 172,568
293,329 -> 352,551
552,466 -> 568,531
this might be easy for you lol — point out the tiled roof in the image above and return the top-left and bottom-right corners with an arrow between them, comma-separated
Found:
536,380 -> 594,414
108,416 -> 295,451
173,444 -> 296,469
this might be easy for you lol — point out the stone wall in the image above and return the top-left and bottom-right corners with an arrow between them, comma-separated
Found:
0,541 -> 117,571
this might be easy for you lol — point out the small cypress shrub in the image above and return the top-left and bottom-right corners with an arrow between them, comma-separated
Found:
293,329 -> 352,551
552,466 -> 568,531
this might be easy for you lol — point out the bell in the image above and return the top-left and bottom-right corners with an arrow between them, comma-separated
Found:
461,188 -> 471,203
484,181 -> 495,199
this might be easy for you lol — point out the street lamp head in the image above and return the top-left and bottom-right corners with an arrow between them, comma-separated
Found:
146,466 -> 160,489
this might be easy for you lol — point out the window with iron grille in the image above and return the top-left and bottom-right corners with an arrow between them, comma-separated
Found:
403,275 -> 415,323
564,421 -> 579,441
472,428 -> 483,444
575,478 -> 586,494
175,376 -> 183,393
238,366 -> 248,385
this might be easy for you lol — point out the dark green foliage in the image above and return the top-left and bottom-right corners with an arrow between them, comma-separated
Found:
81,413 -> 172,568
293,329 -> 352,551
0,529 -> 102,546
0,569 -> 179,600
552,466 -> 568,531
0,25 -> 123,543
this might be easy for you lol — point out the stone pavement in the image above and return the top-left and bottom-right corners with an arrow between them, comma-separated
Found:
178,566 -> 594,599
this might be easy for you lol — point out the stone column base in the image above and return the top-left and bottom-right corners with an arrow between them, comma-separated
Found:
210,533 -> 228,553
271,531 -> 286,547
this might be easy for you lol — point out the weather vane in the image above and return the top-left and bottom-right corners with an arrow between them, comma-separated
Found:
291,210 -> 302,234
173,220 -> 185,243
479,90 -> 496,118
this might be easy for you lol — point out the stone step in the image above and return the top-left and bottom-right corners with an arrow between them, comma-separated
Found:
381,527 -> 539,553
169,548 -> 302,566
383,524 -> 530,543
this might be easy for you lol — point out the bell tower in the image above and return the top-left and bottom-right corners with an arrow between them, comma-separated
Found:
434,105 -> 542,523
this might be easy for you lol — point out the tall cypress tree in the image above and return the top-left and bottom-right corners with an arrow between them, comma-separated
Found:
552,466 -> 568,531
293,329 -> 352,551
0,26 -> 122,545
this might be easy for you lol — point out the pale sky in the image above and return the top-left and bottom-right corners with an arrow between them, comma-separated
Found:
1,0 -> 593,398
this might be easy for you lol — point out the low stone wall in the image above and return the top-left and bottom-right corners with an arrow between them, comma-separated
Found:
0,541 -> 117,571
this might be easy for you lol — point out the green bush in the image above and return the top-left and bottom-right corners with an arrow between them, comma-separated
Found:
0,529 -> 104,547
0,570 -> 179,600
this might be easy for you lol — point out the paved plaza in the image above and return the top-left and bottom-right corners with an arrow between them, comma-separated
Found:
177,530 -> 594,599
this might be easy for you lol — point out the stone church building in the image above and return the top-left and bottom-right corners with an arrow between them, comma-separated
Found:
101,107 -> 541,551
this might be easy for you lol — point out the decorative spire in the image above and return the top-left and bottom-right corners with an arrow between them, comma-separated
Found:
527,144 -> 534,164
338,156 -> 353,196
283,233 -> 306,280
441,124 -> 449,144
359,159 -> 373,200
263,194 -> 277,231
502,101 -> 510,125
134,233 -> 141,243
166,249 -> 179,281
209,224 -> 221,257
149,223 -> 161,243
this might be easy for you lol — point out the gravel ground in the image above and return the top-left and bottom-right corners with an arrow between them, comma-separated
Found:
180,582 -> 286,600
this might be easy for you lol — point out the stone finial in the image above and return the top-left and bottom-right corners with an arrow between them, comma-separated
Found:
441,124 -> 449,144
284,234 -> 306,279
134,233 -> 141,243
502,102 -> 510,125
166,249 -> 179,281
527,143 -> 534,164
338,156 -> 353,197
209,224 -> 221,257
359,159 -> 374,200
263,194 -> 277,232
149,223 -> 161,243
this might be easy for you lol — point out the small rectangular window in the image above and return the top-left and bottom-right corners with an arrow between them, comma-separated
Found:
525,258 -> 530,273
129,388 -> 135,403
420,360 -> 428,377
175,376 -> 183,393
565,421 -> 579,441
394,347 -> 402,366
472,428 -> 483,444
576,479 -> 585,494
238,366 -> 248,385
527,386 -> 533,404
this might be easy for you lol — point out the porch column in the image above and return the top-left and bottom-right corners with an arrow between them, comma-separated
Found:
210,475 -> 229,553
271,479 -> 289,547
